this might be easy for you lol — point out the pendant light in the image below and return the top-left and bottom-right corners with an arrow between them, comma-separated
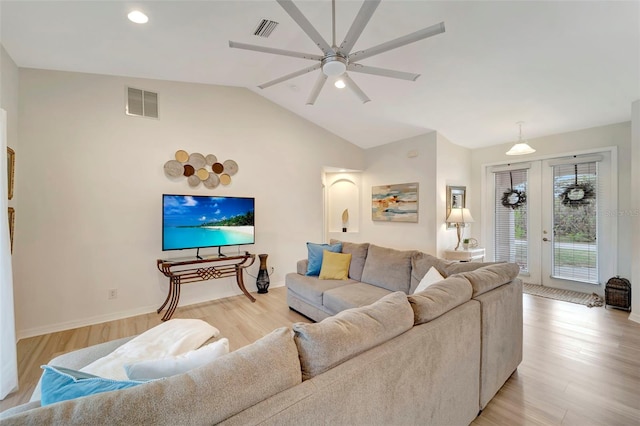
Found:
506,121 -> 536,155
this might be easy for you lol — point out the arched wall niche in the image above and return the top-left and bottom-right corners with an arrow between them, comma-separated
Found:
326,173 -> 360,234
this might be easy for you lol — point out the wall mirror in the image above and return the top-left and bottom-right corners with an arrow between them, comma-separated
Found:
446,185 -> 466,229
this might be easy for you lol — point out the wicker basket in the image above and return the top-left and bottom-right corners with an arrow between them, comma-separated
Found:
605,276 -> 631,311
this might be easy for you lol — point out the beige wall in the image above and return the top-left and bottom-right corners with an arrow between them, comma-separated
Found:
356,132 -> 438,253
436,133 -> 472,257
14,68 -> 364,338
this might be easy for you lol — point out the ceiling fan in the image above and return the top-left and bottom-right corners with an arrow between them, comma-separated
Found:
229,0 -> 445,105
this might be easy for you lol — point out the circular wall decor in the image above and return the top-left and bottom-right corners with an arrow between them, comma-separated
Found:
196,168 -> 209,181
175,150 -> 189,163
220,174 -> 232,185
212,162 -> 224,174
183,164 -> 195,177
187,175 -> 201,187
189,153 -> 206,169
205,154 -> 217,166
203,173 -> 220,189
223,159 -> 239,176
164,160 -> 184,177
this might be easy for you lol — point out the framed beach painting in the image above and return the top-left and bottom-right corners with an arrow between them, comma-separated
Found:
372,182 -> 418,222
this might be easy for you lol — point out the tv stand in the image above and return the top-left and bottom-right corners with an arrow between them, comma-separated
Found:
196,247 -> 203,260
156,252 -> 256,321
217,246 -> 226,258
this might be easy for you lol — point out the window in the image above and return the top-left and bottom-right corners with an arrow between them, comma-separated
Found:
494,169 -> 528,273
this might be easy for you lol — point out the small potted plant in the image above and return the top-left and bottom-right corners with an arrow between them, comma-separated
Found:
462,238 -> 470,250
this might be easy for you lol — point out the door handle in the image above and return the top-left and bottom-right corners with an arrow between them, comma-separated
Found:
543,237 -> 549,242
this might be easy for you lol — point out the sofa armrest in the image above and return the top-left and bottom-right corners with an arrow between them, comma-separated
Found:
296,259 -> 308,275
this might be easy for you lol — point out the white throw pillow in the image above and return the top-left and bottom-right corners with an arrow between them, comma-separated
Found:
412,266 -> 445,294
124,338 -> 229,380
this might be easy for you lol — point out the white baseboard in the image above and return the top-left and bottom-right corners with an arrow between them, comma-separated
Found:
17,281 -> 285,340
628,311 -> 640,324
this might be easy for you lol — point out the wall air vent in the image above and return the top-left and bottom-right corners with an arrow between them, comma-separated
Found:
253,19 -> 278,38
126,87 -> 158,119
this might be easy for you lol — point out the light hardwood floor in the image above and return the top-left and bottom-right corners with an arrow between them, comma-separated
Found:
2,287 -> 639,425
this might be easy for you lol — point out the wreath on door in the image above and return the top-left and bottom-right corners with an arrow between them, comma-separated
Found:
559,164 -> 595,207
501,172 -> 527,210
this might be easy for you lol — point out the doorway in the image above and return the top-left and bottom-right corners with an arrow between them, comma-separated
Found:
486,149 -> 616,293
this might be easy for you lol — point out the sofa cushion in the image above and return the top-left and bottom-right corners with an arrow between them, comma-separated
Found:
330,240 -> 370,281
323,282 -> 392,314
360,244 -> 416,293
319,250 -> 352,280
286,272 -> 358,306
412,266 -> 445,294
443,261 -> 505,277
293,292 -> 413,380
306,242 -> 342,276
40,366 -> 148,406
459,263 -> 520,297
408,275 -> 473,325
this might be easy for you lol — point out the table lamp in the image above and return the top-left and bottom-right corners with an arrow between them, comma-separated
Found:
446,208 -> 475,250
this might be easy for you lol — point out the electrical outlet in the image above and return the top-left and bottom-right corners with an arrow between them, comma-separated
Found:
108,288 -> 118,300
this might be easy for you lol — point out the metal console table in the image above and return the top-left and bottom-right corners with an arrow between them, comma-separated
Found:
156,252 -> 256,321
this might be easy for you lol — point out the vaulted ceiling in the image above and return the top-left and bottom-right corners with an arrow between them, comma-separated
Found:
1,1 -> 638,149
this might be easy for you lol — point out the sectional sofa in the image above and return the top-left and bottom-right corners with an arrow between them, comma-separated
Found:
1,242 -> 522,425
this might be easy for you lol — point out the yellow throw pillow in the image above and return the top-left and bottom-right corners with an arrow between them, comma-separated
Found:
319,250 -> 352,280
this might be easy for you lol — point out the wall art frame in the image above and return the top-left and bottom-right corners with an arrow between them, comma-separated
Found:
7,147 -> 14,200
446,185 -> 466,229
371,182 -> 418,223
8,207 -> 14,253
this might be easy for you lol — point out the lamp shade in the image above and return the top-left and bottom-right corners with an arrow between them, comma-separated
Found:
446,208 -> 475,224
506,142 -> 536,156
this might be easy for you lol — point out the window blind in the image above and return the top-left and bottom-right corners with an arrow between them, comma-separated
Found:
494,169 -> 528,273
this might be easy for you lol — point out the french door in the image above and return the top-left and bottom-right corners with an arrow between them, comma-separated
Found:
489,150 -> 616,292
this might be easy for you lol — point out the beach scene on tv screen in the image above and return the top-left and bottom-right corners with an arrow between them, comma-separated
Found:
163,195 -> 254,250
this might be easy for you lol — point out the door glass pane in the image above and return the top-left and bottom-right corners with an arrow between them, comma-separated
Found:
552,162 -> 598,283
494,169 -> 528,273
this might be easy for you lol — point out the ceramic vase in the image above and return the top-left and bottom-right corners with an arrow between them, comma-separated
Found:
256,253 -> 270,294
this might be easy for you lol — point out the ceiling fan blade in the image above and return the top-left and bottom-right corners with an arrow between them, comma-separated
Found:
342,73 -> 371,104
229,41 -> 323,61
348,22 -> 445,63
306,73 -> 328,105
347,63 -> 420,81
277,0 -> 335,56
258,63 -> 321,89
338,0 -> 381,55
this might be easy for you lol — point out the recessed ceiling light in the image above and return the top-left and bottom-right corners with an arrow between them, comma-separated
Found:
334,79 -> 346,89
128,10 -> 148,24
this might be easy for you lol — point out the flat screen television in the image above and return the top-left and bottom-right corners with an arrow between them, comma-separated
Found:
162,194 -> 255,252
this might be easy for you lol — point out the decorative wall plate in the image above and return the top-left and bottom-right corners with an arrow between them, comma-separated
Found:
196,168 -> 209,180
203,173 -> 220,188
205,154 -> 217,166
212,162 -> 224,174
220,174 -> 232,185
175,150 -> 189,163
189,153 -> 206,169
164,160 -> 184,177
223,159 -> 239,176
187,175 -> 201,187
183,164 -> 195,177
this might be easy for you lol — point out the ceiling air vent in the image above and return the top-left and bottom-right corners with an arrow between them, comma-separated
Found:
126,87 -> 158,119
253,19 -> 278,38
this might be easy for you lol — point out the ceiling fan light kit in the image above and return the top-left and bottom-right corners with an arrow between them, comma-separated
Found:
229,0 -> 445,105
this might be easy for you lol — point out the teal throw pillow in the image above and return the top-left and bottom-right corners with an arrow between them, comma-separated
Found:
306,242 -> 342,276
40,365 -> 150,406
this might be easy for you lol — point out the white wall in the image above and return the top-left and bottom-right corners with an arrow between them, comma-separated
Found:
356,133 -> 438,253
436,133 -> 471,256
631,101 -> 640,322
14,69 -> 364,338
